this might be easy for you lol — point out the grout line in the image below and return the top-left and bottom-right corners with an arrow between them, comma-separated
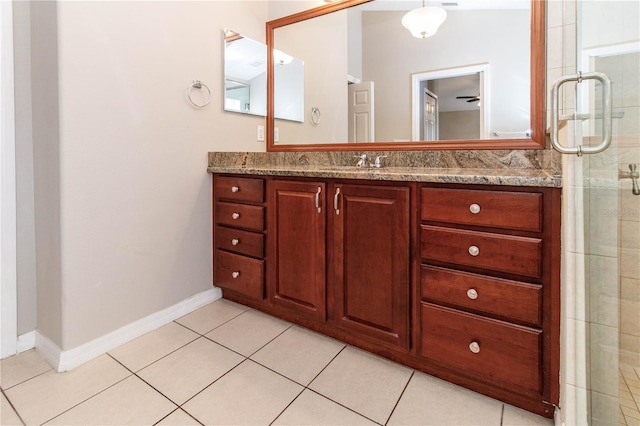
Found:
383,370 -> 414,425
1,388 -> 27,426
39,372 -> 133,425
500,403 -> 505,425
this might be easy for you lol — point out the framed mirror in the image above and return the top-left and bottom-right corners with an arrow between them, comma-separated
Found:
224,29 -> 305,122
266,0 -> 545,151
224,29 -> 267,116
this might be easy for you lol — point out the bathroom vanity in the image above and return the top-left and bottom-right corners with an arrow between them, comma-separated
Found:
208,153 -> 561,418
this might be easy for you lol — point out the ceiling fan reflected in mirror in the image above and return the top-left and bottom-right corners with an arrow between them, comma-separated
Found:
456,95 -> 480,103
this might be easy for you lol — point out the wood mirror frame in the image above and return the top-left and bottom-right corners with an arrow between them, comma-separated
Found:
266,0 -> 545,152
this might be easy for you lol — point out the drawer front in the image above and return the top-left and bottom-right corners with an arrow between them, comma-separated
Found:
421,265 -> 542,325
215,176 -> 264,203
215,226 -> 264,259
420,225 -> 542,279
420,303 -> 542,393
214,250 -> 264,300
421,187 -> 542,232
216,202 -> 264,231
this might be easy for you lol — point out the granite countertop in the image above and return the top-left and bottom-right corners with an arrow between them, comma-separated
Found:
207,151 -> 563,188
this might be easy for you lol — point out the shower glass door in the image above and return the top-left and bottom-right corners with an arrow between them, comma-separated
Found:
575,2 -> 640,424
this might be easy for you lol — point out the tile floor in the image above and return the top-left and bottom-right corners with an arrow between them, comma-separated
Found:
620,365 -> 640,426
1,298 -> 555,425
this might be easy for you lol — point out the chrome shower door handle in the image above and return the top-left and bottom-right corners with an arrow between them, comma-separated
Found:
550,71 -> 613,156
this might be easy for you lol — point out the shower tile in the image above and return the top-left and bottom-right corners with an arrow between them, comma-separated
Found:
588,254 -> 619,328
621,247 -> 640,279
622,53 -> 640,108
620,277 -> 640,337
591,391 -> 621,426
620,188 -> 640,223
547,0 -> 563,28
590,323 -> 619,397
586,186 -> 619,257
547,27 -> 564,70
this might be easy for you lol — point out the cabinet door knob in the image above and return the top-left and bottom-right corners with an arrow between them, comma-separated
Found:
231,186 -> 240,193
469,203 -> 481,214
231,238 -> 240,246
469,341 -> 480,354
467,288 -> 478,300
468,245 -> 480,256
231,271 -> 240,279
231,212 -> 240,220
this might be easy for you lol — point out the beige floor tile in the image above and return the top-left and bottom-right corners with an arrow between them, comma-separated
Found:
0,349 -> 52,389
387,371 -> 503,425
622,405 -> 640,420
138,337 -> 244,405
109,322 -> 199,372
175,298 -> 248,335
45,375 -> 176,425
182,359 -> 303,425
273,389 -> 377,425
1,392 -> 23,426
309,346 -> 412,424
204,309 -> 291,356
4,355 -> 130,425
251,326 -> 345,385
156,408 -> 201,425
502,404 -> 554,425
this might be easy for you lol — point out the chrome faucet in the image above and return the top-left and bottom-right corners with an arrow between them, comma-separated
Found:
354,154 -> 370,168
354,154 -> 387,168
619,163 -> 640,196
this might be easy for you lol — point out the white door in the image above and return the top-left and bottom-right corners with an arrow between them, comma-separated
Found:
423,89 -> 438,140
348,81 -> 374,142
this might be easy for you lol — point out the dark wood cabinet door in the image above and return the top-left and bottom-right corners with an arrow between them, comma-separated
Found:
267,180 -> 326,321
331,183 -> 410,349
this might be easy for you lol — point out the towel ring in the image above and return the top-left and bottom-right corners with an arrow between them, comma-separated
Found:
188,80 -> 211,108
311,107 -> 321,125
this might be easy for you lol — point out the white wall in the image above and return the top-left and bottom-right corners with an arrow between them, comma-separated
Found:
24,0 -> 268,353
362,9 -> 530,142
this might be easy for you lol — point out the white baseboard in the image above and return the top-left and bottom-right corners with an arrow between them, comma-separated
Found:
36,287 -> 222,372
17,331 -> 35,353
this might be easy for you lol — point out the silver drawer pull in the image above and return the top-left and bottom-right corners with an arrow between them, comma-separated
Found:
469,203 -> 481,214
469,341 -> 480,354
231,186 -> 240,193
231,212 -> 240,220
468,245 -> 479,256
467,289 -> 478,300
231,238 -> 240,246
231,271 -> 240,279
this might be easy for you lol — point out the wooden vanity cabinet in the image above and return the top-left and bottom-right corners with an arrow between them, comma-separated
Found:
212,175 -> 560,418
329,183 -> 410,349
266,179 -> 411,350
266,180 -> 327,321
212,175 -> 266,300
418,184 -> 560,416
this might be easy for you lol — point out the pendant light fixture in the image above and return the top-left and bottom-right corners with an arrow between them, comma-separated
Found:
401,1 -> 447,39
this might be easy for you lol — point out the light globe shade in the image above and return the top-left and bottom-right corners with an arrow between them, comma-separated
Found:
401,6 -> 447,38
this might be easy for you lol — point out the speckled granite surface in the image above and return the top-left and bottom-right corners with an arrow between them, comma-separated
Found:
207,150 -> 562,188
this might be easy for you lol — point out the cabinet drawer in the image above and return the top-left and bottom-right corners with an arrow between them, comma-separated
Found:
420,303 -> 542,393
421,187 -> 542,232
421,265 -> 542,325
215,226 -> 264,259
214,250 -> 264,300
421,225 -> 542,279
216,202 -> 264,231
215,176 -> 264,203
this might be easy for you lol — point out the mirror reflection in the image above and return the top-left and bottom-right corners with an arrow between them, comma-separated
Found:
224,29 -> 267,116
223,29 -> 305,123
271,0 -> 532,145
